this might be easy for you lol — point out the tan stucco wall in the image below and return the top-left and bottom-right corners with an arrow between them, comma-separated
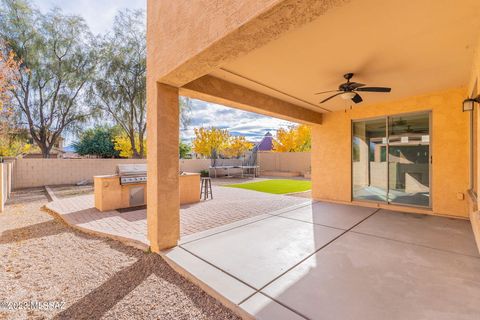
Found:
258,152 -> 310,175
312,87 -> 469,218
181,75 -> 322,124
13,158 -> 213,189
147,0 -> 348,86
94,174 -> 200,212
468,35 -> 480,251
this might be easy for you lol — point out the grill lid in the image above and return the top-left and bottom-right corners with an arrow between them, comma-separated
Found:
116,164 -> 147,177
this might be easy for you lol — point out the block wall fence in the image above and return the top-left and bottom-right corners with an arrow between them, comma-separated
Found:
0,161 -> 14,212
11,153 -> 311,189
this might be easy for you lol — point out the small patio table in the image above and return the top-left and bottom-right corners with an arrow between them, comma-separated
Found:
241,165 -> 260,178
209,165 -> 235,178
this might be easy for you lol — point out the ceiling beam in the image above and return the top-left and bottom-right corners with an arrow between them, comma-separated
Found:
181,75 -> 322,125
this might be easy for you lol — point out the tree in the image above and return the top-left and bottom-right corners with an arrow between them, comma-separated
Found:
179,140 -> 191,159
0,119 -> 31,157
0,40 -> 30,157
192,127 -> 230,158
74,126 -> 119,158
0,0 -> 97,158
91,10 -> 146,158
113,133 -> 147,158
223,136 -> 253,158
179,96 -> 192,131
0,40 -> 20,110
273,124 -> 312,152
192,127 -> 253,159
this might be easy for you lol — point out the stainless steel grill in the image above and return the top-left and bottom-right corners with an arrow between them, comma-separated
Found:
116,164 -> 147,185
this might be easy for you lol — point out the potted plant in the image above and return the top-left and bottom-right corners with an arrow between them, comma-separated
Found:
200,169 -> 210,177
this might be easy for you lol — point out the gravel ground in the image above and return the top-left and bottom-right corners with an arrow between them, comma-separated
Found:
6,188 -> 49,205
0,198 -> 240,320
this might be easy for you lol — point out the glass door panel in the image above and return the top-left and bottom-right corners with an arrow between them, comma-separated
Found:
387,113 -> 430,207
352,118 -> 388,202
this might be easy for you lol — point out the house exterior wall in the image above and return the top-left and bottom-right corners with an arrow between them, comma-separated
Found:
312,87 -> 469,218
469,35 -> 480,250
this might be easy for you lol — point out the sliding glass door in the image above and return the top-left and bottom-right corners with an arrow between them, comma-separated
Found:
352,112 -> 431,208
352,118 -> 388,202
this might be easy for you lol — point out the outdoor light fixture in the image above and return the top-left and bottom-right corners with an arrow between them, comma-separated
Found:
341,92 -> 356,100
463,95 -> 480,112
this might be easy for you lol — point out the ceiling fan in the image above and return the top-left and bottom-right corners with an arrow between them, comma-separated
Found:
315,73 -> 391,104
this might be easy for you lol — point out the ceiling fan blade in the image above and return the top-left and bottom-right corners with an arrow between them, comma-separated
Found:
348,82 -> 365,90
352,93 -> 363,104
319,92 -> 343,104
356,87 -> 391,92
314,90 -> 339,95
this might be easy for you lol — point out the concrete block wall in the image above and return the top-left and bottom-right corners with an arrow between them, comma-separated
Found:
12,154 -> 311,189
13,159 -> 147,189
257,152 -> 311,174
13,158 -> 214,189
0,162 -> 13,211
179,159 -> 211,173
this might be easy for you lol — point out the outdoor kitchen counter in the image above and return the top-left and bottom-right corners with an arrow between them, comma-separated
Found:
94,173 -> 201,212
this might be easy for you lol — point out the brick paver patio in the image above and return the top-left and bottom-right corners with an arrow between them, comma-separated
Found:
45,185 -> 310,250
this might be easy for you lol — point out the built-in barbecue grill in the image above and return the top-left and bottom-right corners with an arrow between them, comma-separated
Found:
116,164 -> 147,185
95,164 -> 200,212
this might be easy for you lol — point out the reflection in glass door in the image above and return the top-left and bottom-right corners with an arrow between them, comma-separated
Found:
352,112 -> 431,208
352,118 -> 388,202
388,113 -> 430,207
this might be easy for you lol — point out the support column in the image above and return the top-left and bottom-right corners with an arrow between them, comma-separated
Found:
147,82 -> 179,252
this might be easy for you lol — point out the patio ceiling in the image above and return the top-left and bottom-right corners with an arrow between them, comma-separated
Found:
210,0 -> 480,112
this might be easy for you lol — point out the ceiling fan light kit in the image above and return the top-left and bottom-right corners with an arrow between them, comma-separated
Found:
315,73 -> 391,105
341,92 -> 356,100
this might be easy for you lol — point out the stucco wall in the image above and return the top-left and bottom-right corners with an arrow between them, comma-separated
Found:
312,87 -> 469,218
147,0 -> 346,86
469,35 -> 480,251
258,151 -> 310,174
0,163 -> 12,212
13,158 -> 212,189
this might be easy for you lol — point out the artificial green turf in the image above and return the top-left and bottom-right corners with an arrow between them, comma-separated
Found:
226,179 -> 311,194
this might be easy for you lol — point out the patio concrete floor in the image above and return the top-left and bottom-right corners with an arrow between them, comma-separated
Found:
166,202 -> 480,320
44,184 -> 480,319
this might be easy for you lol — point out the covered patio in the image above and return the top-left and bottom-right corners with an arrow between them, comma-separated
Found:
168,202 -> 480,319
146,0 -> 480,319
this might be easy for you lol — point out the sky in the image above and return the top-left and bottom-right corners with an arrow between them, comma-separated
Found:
35,0 -> 296,143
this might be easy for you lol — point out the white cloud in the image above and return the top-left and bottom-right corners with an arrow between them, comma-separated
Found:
181,99 -> 296,142
35,0 -> 145,35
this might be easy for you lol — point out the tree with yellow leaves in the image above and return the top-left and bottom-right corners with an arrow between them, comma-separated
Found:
0,42 -> 19,110
192,127 -> 230,158
273,124 -> 311,152
0,42 -> 29,157
192,127 -> 253,159
0,134 -> 31,157
113,133 -> 147,158
223,136 -> 254,158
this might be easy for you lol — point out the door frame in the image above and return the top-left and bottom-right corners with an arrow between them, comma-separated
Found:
351,110 -> 432,209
